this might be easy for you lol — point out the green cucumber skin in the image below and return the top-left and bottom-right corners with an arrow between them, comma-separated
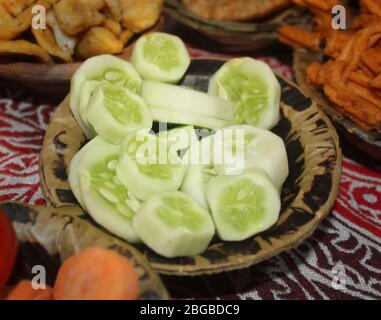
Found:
86,84 -> 153,145
208,58 -> 281,130
133,191 -> 215,258
70,55 -> 142,139
68,136 -> 109,209
116,132 -> 188,201
78,144 -> 141,243
142,80 -> 234,121
131,32 -> 191,84
206,168 -> 281,241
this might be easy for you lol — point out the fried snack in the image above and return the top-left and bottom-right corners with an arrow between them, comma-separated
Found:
278,26 -> 321,51
182,0 -> 291,21
54,0 -> 106,35
0,39 -> 53,63
279,0 -> 381,132
0,5 -> 33,40
32,25 -> 72,62
76,26 -> 123,60
105,0 -> 123,21
121,0 -> 162,33
102,18 -> 122,36
119,29 -> 134,46
46,10 -> 77,56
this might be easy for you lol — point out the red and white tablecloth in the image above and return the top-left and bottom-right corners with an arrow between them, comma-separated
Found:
0,47 -> 380,300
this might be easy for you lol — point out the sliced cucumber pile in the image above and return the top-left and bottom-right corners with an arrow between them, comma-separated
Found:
87,84 -> 153,144
77,144 -> 141,243
142,80 -> 234,121
157,126 -> 199,157
209,57 -> 281,130
181,137 -> 216,209
70,54 -> 142,139
133,191 -> 215,258
131,32 -> 191,83
212,125 -> 289,187
69,136 -> 109,209
67,34 -> 289,257
116,131 -> 187,201
206,169 -> 281,241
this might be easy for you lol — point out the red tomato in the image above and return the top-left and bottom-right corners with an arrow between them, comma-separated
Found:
0,210 -> 18,290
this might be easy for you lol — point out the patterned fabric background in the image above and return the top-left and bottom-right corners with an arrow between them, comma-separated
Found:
0,47 -> 380,300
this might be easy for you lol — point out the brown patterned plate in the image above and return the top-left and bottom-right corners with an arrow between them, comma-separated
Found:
0,202 -> 169,299
293,49 -> 381,161
164,0 -> 309,52
40,58 -> 342,276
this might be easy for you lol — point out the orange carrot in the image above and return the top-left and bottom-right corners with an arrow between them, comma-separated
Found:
6,280 -> 53,300
54,247 -> 140,300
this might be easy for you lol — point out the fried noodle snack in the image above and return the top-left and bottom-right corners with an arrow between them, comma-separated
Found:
279,0 -> 381,133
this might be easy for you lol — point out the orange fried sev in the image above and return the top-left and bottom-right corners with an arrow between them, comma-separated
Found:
361,0 -> 381,18
278,26 -> 321,51
361,47 -> 381,74
370,74 -> 381,89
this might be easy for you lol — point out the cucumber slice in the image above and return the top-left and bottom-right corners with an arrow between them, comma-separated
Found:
116,130 -> 187,201
78,80 -> 101,136
142,80 -> 234,121
87,84 -> 153,144
181,137 -> 216,209
133,191 -> 215,258
206,168 -> 281,241
208,58 -> 281,130
78,144 -> 141,243
70,54 -> 142,139
212,125 -> 289,187
131,32 -> 190,83
157,126 -> 199,157
150,108 -> 229,129
68,136 -> 109,209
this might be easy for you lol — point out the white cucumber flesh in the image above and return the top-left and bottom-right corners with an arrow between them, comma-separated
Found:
116,131 -> 187,201
133,191 -> 215,258
208,57 -> 281,130
211,125 -> 289,187
157,125 -> 199,157
150,108 -> 229,129
131,32 -> 190,84
78,144 -> 141,243
87,84 -> 153,144
206,168 -> 281,241
142,80 -> 234,121
70,54 -> 142,139
68,136 -> 109,209
181,137 -> 216,209
78,80 -> 101,135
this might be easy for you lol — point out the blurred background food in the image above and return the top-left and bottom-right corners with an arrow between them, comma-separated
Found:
279,0 -> 381,135
181,0 -> 291,21
0,0 -> 163,63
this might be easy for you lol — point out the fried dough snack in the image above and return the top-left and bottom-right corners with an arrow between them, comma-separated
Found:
0,0 -> 162,63
182,0 -> 291,21
279,0 -> 381,132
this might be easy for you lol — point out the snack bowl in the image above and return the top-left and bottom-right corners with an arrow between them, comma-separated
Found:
0,202 -> 169,299
40,58 -> 342,276
293,49 -> 381,161
164,0 -> 309,52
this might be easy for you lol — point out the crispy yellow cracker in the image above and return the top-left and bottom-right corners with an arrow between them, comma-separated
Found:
119,29 -> 133,46
2,0 -> 36,16
0,6 -> 33,40
54,0 -> 106,35
121,0 -> 162,33
76,26 -> 123,59
0,39 -> 53,63
32,27 -> 72,62
102,18 -> 122,36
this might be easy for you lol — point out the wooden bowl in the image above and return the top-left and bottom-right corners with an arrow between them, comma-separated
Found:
293,49 -> 381,161
0,17 -> 164,99
0,202 -> 169,299
40,58 -> 342,276
164,0 -> 309,52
